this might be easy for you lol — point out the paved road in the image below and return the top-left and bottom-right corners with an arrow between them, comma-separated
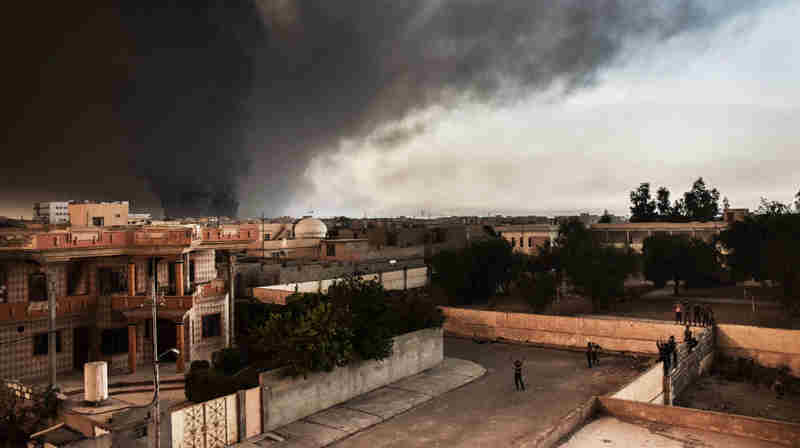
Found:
331,337 -> 645,448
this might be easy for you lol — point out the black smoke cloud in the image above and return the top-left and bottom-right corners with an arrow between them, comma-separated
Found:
118,0 -> 766,218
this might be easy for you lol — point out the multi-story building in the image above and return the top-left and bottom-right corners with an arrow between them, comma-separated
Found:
68,201 -> 129,227
495,224 -> 559,255
0,224 -> 257,381
33,202 -> 71,225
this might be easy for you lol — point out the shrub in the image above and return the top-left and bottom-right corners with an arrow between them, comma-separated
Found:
184,360 -> 258,403
385,293 -> 445,335
212,348 -> 245,376
520,271 -> 558,312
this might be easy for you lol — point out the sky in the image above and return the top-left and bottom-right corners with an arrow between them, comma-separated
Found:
2,1 -> 798,219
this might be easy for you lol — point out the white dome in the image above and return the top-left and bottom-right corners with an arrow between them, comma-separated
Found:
293,217 -> 327,239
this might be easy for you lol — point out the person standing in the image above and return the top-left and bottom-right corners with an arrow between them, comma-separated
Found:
668,335 -> 678,367
674,302 -> 682,325
657,338 -> 671,373
683,300 -> 691,325
513,359 -> 525,391
586,342 -> 594,368
684,325 -> 692,343
592,343 -> 601,366
693,303 -> 702,326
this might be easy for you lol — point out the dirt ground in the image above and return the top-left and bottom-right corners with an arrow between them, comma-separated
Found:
331,337 -> 651,448
677,375 -> 800,423
608,298 -> 796,329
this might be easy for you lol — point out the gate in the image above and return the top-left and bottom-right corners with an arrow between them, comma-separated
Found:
172,394 -> 238,448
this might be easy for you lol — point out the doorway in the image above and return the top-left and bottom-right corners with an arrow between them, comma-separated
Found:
156,319 -> 178,362
73,326 -> 90,370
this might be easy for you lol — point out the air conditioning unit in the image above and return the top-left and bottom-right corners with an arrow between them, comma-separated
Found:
84,361 -> 108,404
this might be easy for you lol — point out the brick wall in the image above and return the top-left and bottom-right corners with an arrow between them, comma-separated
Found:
666,327 -> 714,405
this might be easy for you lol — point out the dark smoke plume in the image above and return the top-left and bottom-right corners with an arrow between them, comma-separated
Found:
120,0 -> 766,217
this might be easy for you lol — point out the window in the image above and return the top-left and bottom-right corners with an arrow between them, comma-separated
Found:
114,214 -> 121,218
0,267 -> 7,302
263,233 -> 271,241
327,243 -> 336,257
92,217 -> 104,226
511,237 -> 516,247
529,237 -> 534,248
144,320 -> 152,339
33,331 -> 62,355
202,313 -> 222,338
520,237 -> 524,248
100,328 -> 128,355
29,273 -> 47,302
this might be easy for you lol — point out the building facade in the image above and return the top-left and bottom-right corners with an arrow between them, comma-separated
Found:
0,224 -> 257,381
33,202 -> 71,225
68,201 -> 129,227
495,224 -> 559,255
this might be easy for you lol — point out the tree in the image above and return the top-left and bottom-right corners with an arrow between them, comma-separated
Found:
795,189 -> 800,212
642,234 -> 689,294
599,209 -> 613,223
723,196 -> 731,211
557,218 -> 638,311
629,183 -> 657,222
683,177 -> 721,222
756,197 -> 792,216
656,187 -> 672,219
670,198 -> 687,222
431,238 -> 517,305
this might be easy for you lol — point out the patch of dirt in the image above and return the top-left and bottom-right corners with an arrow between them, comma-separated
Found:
677,375 -> 800,423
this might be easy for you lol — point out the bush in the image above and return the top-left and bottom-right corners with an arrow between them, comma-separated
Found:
212,348 -> 245,376
520,271 -> 558,312
184,360 -> 258,403
385,293 -> 445,335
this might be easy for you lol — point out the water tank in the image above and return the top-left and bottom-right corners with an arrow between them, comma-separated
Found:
84,361 -> 108,403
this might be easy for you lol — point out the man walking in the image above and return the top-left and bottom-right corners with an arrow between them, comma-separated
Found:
513,359 -> 525,391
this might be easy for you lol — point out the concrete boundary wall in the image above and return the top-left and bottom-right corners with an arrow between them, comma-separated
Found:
440,307 -> 685,354
259,327 -> 443,432
717,324 -> 800,377
666,327 -> 714,404
528,397 -> 599,448
599,396 -> 800,447
611,361 -> 664,404
253,266 -> 428,305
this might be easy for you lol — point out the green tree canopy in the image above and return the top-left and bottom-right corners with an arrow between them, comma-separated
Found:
629,183 -> 657,222
683,177 -> 721,221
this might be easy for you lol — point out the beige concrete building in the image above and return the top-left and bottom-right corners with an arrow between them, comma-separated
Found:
68,201 -> 129,227
495,224 -> 559,255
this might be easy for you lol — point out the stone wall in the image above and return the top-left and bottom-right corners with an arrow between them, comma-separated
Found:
599,396 -> 800,447
611,361 -> 664,404
259,327 -> 443,432
717,324 -> 800,377
440,307 -> 685,354
666,327 -> 714,405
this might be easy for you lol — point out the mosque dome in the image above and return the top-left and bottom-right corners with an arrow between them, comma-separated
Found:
293,217 -> 327,239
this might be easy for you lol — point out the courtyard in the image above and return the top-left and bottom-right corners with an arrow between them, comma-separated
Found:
329,337 -> 648,448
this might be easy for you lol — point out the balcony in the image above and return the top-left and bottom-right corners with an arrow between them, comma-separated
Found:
111,295 -> 194,312
0,295 -> 97,322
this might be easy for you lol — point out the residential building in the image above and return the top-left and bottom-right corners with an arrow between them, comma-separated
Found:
0,223 -> 258,381
495,224 -> 559,255
68,201 -> 129,227
33,202 -> 71,224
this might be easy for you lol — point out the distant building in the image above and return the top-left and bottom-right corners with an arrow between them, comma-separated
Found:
127,213 -> 152,225
33,201 -> 71,224
68,201 -> 129,227
495,224 -> 559,255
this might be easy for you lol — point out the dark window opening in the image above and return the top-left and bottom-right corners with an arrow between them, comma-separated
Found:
29,273 -> 47,302
100,328 -> 128,355
189,260 -> 196,283
263,233 -> 271,241
67,263 -> 82,296
167,262 -> 176,295
202,313 -> 222,338
529,237 -> 534,248
0,267 -> 7,302
92,217 -> 104,226
97,268 -> 125,295
511,237 -> 516,247
33,331 -> 62,355
327,244 -> 335,257
144,320 -> 152,339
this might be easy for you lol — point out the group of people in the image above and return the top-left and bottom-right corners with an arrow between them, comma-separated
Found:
656,336 -> 679,372
673,300 -> 714,327
683,325 -> 699,353
586,342 -> 602,368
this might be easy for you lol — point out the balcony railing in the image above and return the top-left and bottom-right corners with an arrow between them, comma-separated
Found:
0,295 -> 97,322
111,295 -> 194,311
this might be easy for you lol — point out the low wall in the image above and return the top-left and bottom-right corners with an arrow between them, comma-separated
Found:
259,327 -> 444,431
254,266 -> 428,304
528,397 -> 598,448
717,324 -> 800,377
611,361 -> 664,404
599,397 -> 800,447
667,327 -> 714,404
440,307 -> 686,354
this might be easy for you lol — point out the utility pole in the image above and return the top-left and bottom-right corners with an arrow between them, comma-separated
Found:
151,257 -> 160,448
47,276 -> 57,389
262,212 -> 265,259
